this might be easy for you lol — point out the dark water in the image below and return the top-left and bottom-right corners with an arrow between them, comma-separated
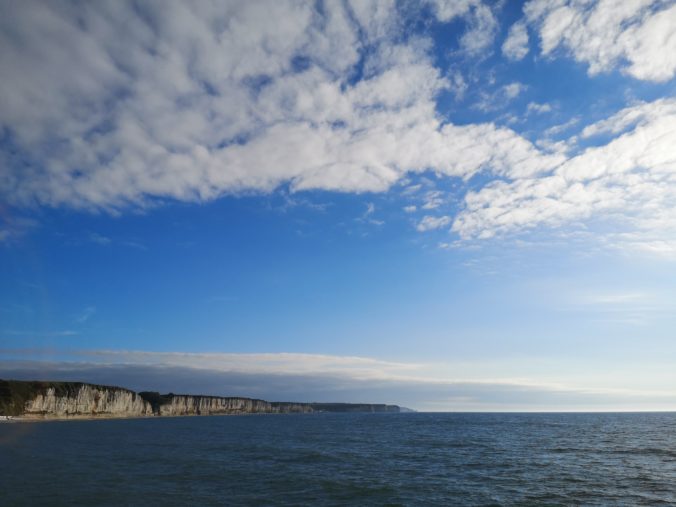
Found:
1,412 -> 675,506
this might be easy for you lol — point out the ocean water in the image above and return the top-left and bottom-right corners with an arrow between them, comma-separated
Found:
1,412 -> 675,506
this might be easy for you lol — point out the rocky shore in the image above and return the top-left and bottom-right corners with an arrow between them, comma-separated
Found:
0,379 -> 401,420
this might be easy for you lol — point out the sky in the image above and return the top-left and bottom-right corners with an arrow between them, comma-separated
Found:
1,0 -> 676,411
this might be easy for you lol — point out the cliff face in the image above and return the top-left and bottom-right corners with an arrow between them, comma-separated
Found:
24,384 -> 153,418
156,395 -> 314,416
0,380 -> 153,418
0,380 -> 401,419
309,403 -> 400,413
0,382 -> 317,418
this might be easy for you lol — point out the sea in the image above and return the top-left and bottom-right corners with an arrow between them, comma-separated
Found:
1,412 -> 675,506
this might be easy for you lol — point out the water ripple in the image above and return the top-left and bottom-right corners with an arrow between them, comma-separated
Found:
1,412 -> 675,506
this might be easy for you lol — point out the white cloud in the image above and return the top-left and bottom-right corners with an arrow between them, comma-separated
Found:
403,205 -> 417,213
474,82 -> 528,111
621,4 -> 676,81
79,349 -> 422,381
75,306 -> 96,324
3,329 -> 79,337
523,0 -> 676,81
404,1 -> 500,56
2,1 -> 675,255
0,1 -> 557,211
417,215 -> 452,231
502,21 -> 529,60
89,232 -> 111,245
561,288 -> 675,326
453,98 -> 676,246
447,70 -> 468,100
503,82 -> 526,99
421,190 -> 444,209
428,0 -> 476,22
526,102 -> 552,114
459,3 -> 500,55
544,116 -> 580,138
401,183 -> 423,196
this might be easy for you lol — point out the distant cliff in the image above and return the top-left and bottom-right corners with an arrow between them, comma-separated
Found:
0,380 -> 401,419
309,403 -> 400,413
139,391 -> 314,416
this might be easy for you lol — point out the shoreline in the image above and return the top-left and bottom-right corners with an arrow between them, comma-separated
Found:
0,412 -> 320,423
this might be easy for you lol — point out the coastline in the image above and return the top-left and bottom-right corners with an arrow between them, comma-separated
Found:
0,411 -> 324,423
1,379 -> 404,421
1,414 -> 155,423
0,410 -> 412,424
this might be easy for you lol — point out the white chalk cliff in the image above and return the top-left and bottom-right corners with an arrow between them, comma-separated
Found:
0,380 -> 400,419
157,395 -> 311,416
23,384 -> 153,418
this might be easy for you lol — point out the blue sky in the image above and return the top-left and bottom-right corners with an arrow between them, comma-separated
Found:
2,0 -> 676,411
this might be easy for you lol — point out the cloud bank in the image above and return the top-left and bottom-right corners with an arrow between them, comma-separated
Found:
1,349 -> 674,411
